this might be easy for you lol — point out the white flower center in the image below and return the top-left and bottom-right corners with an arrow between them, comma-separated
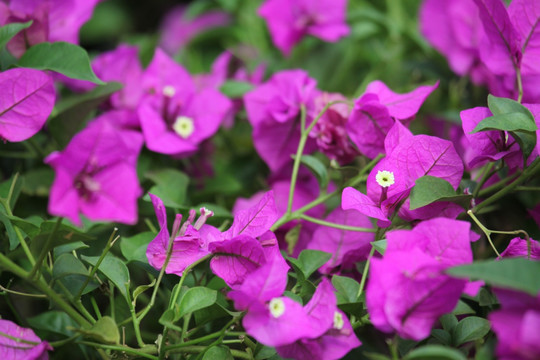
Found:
333,311 -> 344,330
163,85 -> 176,97
173,116 -> 194,138
269,298 -> 285,318
375,170 -> 395,188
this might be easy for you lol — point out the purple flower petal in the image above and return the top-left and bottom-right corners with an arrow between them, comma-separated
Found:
0,68 -> 55,142
224,191 -> 279,239
0,319 -> 52,359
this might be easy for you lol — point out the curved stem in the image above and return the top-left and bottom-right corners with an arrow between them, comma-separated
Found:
286,104 -> 308,215
468,210 -> 501,258
299,214 -> 376,232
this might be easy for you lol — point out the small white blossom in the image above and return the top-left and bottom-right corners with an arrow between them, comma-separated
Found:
375,170 -> 395,188
269,298 -> 285,318
173,116 -> 195,139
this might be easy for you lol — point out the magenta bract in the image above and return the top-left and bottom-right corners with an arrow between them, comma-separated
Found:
0,68 -> 55,142
0,319 -> 52,360
258,0 -> 349,56
46,117 -> 143,225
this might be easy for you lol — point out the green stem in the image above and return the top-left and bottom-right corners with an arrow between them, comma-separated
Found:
74,228 -> 118,301
468,210 -> 502,258
472,163 -> 495,198
516,66 -> 524,103
357,246 -> 376,300
77,341 -> 158,360
28,217 -> 63,280
0,252 -> 91,328
168,346 -> 252,359
477,171 -> 521,198
299,214 -> 376,232
473,158 -> 540,213
271,154 -> 383,232
286,104 -> 308,215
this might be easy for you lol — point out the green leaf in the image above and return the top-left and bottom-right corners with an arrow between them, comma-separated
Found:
132,279 -> 156,307
77,316 -> 119,344
21,168 -> 54,196
285,223 -> 301,255
219,80 -> 254,98
403,345 -> 466,360
81,253 -> 130,299
440,314 -> 458,333
53,241 -> 89,258
332,275 -> 360,304
447,258 -> 540,295
52,253 -> 98,296
120,231 -> 153,263
0,21 -> 32,52
28,311 -> 78,337
202,346 -> 234,360
255,346 -> 277,360
144,169 -> 189,208
410,176 -> 471,210
431,329 -> 452,345
488,94 -> 534,117
0,173 -> 23,210
509,130 -> 537,161
48,82 -> 123,147
472,112 -> 537,133
295,155 -> 329,190
371,239 -> 387,255
452,300 -> 475,315
30,220 -> 94,257
17,42 -> 104,84
288,249 -> 332,279
453,316 -> 490,346
177,287 -> 218,318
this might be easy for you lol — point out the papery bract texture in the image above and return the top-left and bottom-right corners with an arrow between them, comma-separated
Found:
0,68 -> 55,142
46,118 -> 143,225
490,289 -> 540,360
307,208 -> 374,273
258,0 -> 349,56
0,319 -> 52,360
500,237 -> 540,260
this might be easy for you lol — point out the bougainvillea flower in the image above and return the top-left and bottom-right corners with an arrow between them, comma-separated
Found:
244,69 -> 319,172
420,0 -> 488,83
2,0 -> 101,57
159,5 -> 230,56
346,80 -> 438,159
310,92 -> 359,164
258,0 -> 349,56
489,289 -> 540,360
230,251 -> 316,347
209,191 -> 279,286
367,218 -> 476,340
276,279 -> 361,359
146,194 -> 216,276
138,49 -> 232,155
46,118 -> 143,225
307,208 -> 374,273
0,68 -> 55,142
500,237 -> 540,260
460,106 -> 522,169
0,319 -> 52,359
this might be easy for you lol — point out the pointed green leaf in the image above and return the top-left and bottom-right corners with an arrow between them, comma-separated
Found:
77,316 -> 119,344
447,258 -> 540,295
144,169 -> 189,208
81,253 -> 130,299
453,316 -> 490,346
132,279 -> 156,307
371,239 -> 387,255
410,176 -> 472,210
28,311 -> 78,337
203,346 -> 234,360
120,231 -> 153,264
0,21 -> 32,52
291,249 -> 332,279
403,345 -> 466,360
295,155 -> 329,190
178,287 -> 217,318
332,275 -> 360,304
52,253 -> 98,296
16,42 -> 104,84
